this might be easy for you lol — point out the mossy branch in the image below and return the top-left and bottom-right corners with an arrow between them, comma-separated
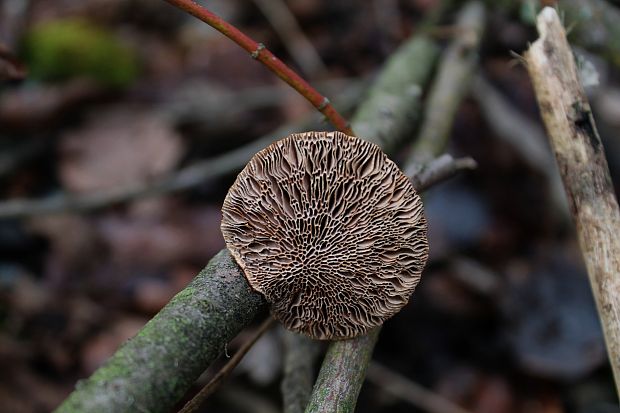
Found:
351,36 -> 440,154
55,250 -> 266,413
305,329 -> 380,413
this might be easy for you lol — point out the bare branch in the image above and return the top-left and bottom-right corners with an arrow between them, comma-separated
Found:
304,329 -> 380,413
163,0 -> 352,134
525,6 -> 620,395
409,154 -> 477,192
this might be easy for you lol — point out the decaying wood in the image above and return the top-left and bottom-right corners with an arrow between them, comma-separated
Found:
525,7 -> 620,395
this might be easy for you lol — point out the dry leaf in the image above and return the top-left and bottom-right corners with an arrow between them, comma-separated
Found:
59,106 -> 183,193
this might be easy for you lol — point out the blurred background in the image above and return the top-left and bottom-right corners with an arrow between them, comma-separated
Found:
1,0 -> 620,412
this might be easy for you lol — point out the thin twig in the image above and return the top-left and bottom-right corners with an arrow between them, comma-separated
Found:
251,0 -> 327,78
367,362 -> 472,413
163,0 -> 352,135
525,7 -> 620,395
178,317 -> 275,413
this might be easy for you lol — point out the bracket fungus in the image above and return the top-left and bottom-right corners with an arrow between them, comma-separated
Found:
221,131 -> 428,340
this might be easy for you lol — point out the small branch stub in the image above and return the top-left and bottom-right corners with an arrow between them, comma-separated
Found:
525,7 -> 620,395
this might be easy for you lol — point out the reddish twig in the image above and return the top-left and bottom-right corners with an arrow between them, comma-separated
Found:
163,0 -> 353,135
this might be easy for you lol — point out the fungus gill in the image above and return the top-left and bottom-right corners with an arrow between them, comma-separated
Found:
221,131 -> 428,340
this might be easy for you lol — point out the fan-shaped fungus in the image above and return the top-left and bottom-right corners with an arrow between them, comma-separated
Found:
221,131 -> 428,340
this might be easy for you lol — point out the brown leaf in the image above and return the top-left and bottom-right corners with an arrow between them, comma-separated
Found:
59,106 -> 184,193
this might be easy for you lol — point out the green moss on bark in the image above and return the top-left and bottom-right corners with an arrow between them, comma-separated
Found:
55,250 -> 267,413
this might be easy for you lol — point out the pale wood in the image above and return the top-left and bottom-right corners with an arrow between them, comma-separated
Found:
525,7 -> 620,395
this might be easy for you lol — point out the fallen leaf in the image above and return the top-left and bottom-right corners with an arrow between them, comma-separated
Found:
59,106 -> 184,193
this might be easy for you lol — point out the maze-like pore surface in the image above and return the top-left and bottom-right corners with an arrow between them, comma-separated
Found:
221,131 -> 428,340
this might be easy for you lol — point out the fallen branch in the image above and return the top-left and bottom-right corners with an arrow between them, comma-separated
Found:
55,250 -> 267,412
525,6 -> 620,395
351,36 -> 440,155
410,154 -> 477,192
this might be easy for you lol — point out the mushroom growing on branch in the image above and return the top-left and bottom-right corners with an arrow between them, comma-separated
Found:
221,131 -> 428,340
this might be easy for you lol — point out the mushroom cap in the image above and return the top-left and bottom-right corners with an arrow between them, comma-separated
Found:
221,131 -> 428,340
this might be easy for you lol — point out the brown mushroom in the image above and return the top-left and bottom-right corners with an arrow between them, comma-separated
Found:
221,131 -> 428,340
